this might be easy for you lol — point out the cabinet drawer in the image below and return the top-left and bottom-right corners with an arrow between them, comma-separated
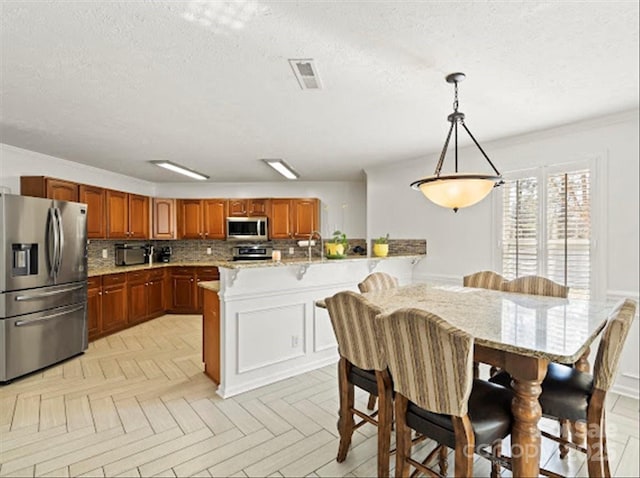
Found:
196,267 -> 219,277
88,276 -> 102,289
102,273 -> 126,286
148,269 -> 165,281
126,270 -> 148,284
172,267 -> 194,276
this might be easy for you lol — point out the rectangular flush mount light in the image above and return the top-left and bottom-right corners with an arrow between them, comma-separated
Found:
150,160 -> 209,180
262,159 -> 299,180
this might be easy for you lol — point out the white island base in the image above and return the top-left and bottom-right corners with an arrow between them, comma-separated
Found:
202,256 -> 423,398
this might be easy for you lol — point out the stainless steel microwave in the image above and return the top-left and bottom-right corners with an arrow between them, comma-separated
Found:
226,217 -> 268,241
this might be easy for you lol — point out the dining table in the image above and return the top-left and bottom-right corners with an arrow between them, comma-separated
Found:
317,282 -> 618,477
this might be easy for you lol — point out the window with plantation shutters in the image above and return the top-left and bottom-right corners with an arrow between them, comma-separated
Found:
498,163 -> 593,300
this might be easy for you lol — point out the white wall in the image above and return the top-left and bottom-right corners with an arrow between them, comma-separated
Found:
0,143 -> 156,196
0,143 -> 367,239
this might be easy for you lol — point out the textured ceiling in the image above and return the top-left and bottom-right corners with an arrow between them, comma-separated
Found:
1,1 -> 638,183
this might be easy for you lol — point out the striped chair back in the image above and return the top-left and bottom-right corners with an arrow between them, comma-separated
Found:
325,291 -> 386,371
376,308 -> 474,417
502,275 -> 569,298
463,271 -> 506,291
358,272 -> 399,293
593,299 -> 637,391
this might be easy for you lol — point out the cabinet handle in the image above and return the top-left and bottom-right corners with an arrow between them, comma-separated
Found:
149,281 -> 153,285
204,232 -> 208,237
104,290 -> 109,294
98,292 -> 102,296
190,278 -> 194,282
145,282 -> 148,286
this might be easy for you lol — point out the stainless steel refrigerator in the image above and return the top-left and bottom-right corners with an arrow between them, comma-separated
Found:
0,193 -> 88,382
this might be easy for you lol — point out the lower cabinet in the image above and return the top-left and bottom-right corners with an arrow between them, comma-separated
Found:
202,289 -> 220,383
87,266 -> 213,341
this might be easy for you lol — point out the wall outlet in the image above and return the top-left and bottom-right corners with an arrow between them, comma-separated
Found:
291,335 -> 299,348
206,247 -> 212,255
288,247 -> 294,255
102,249 -> 108,259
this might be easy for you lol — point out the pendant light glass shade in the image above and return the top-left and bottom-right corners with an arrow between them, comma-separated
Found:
411,72 -> 502,212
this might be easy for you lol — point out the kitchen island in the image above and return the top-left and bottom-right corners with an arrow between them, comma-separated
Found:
198,255 -> 424,398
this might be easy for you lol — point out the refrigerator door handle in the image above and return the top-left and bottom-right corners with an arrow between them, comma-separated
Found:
14,284 -> 85,301
47,207 -> 59,278
14,305 -> 85,327
55,207 -> 64,275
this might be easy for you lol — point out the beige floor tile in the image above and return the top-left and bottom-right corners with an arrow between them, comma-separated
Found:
266,399 -> 322,437
76,468 -> 105,478
113,468 -> 141,478
173,428 -> 273,477
11,395 -> 41,430
66,395 -> 95,431
189,398 -> 235,435
292,399 -> 340,437
89,396 -> 122,432
39,396 -> 66,431
0,424 -> 67,455
615,436 -> 640,477
243,429 -> 334,478
164,398 -> 206,434
240,399 -> 293,436
1,465 -> 35,477
69,426 -> 178,477
137,428 -> 240,477
0,395 -> 16,427
114,397 -> 150,433
39,466 -> 70,477
315,434 -> 378,477
215,399 -> 263,435
139,398 -> 179,433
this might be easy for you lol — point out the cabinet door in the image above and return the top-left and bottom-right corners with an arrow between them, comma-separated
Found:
46,178 -> 79,202
228,199 -> 247,217
202,290 -> 220,384
128,194 -> 149,239
87,283 -> 102,341
152,198 -> 176,239
106,190 -> 129,239
172,273 -> 196,313
102,284 -> 128,332
127,280 -> 148,323
270,199 -> 293,239
147,279 -> 165,317
292,198 -> 319,239
79,185 -> 106,239
203,199 -> 227,239
178,200 -> 203,239
195,267 -> 219,313
248,199 -> 269,217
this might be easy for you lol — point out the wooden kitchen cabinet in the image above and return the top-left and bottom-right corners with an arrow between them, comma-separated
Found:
228,199 -> 248,217
202,289 -> 220,384
106,190 -> 149,239
20,176 -> 79,202
228,198 -> 269,217
87,276 -> 102,341
79,185 -> 106,239
169,266 -> 219,313
152,198 -> 176,239
101,273 -> 128,333
147,269 -> 166,317
178,199 -> 226,239
126,271 -> 148,324
270,198 -> 319,239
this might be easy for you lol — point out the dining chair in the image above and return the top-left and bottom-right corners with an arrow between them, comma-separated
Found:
491,299 -> 637,477
324,290 -> 394,477
463,270 -> 506,290
358,272 -> 399,293
357,271 -> 400,410
376,307 -> 513,478
501,275 -> 569,298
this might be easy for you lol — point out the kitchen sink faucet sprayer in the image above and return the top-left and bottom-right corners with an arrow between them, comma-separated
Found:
308,231 -> 323,261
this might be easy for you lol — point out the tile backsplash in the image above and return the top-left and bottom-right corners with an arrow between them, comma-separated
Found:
87,238 -> 426,270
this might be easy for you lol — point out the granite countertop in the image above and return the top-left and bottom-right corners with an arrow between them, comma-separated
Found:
197,280 -> 220,292
88,254 -> 426,276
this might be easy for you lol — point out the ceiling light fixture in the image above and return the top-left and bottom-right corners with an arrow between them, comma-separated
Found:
262,159 -> 299,180
150,160 -> 209,180
410,72 -> 503,212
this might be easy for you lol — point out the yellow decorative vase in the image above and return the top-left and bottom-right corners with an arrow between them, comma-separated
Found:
373,244 -> 389,257
325,243 -> 345,258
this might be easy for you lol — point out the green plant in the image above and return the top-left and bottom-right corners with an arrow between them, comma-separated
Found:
374,233 -> 390,245
328,230 -> 348,246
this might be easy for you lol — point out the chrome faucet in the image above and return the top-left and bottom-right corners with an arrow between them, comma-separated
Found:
308,230 -> 323,261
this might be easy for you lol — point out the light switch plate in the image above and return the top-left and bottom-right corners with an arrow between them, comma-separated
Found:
102,249 -> 108,259
206,247 -> 212,255
288,247 -> 294,255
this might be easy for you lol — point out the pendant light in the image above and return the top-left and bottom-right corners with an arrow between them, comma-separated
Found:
410,72 -> 503,212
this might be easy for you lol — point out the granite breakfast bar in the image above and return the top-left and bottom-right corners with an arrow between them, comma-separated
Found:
197,255 -> 424,398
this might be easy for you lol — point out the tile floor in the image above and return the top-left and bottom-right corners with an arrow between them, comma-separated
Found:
1,314 -> 638,477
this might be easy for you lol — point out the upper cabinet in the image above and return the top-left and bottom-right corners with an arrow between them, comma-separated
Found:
270,198 -> 319,239
152,198 -> 176,239
178,199 -> 226,240
106,190 -> 149,239
21,176 -> 79,202
228,198 -> 270,217
79,185 -> 106,239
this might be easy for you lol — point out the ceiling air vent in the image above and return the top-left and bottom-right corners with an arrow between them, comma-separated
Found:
288,59 -> 322,90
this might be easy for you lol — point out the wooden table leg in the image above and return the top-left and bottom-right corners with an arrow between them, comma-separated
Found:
509,358 -> 548,477
571,347 -> 591,447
